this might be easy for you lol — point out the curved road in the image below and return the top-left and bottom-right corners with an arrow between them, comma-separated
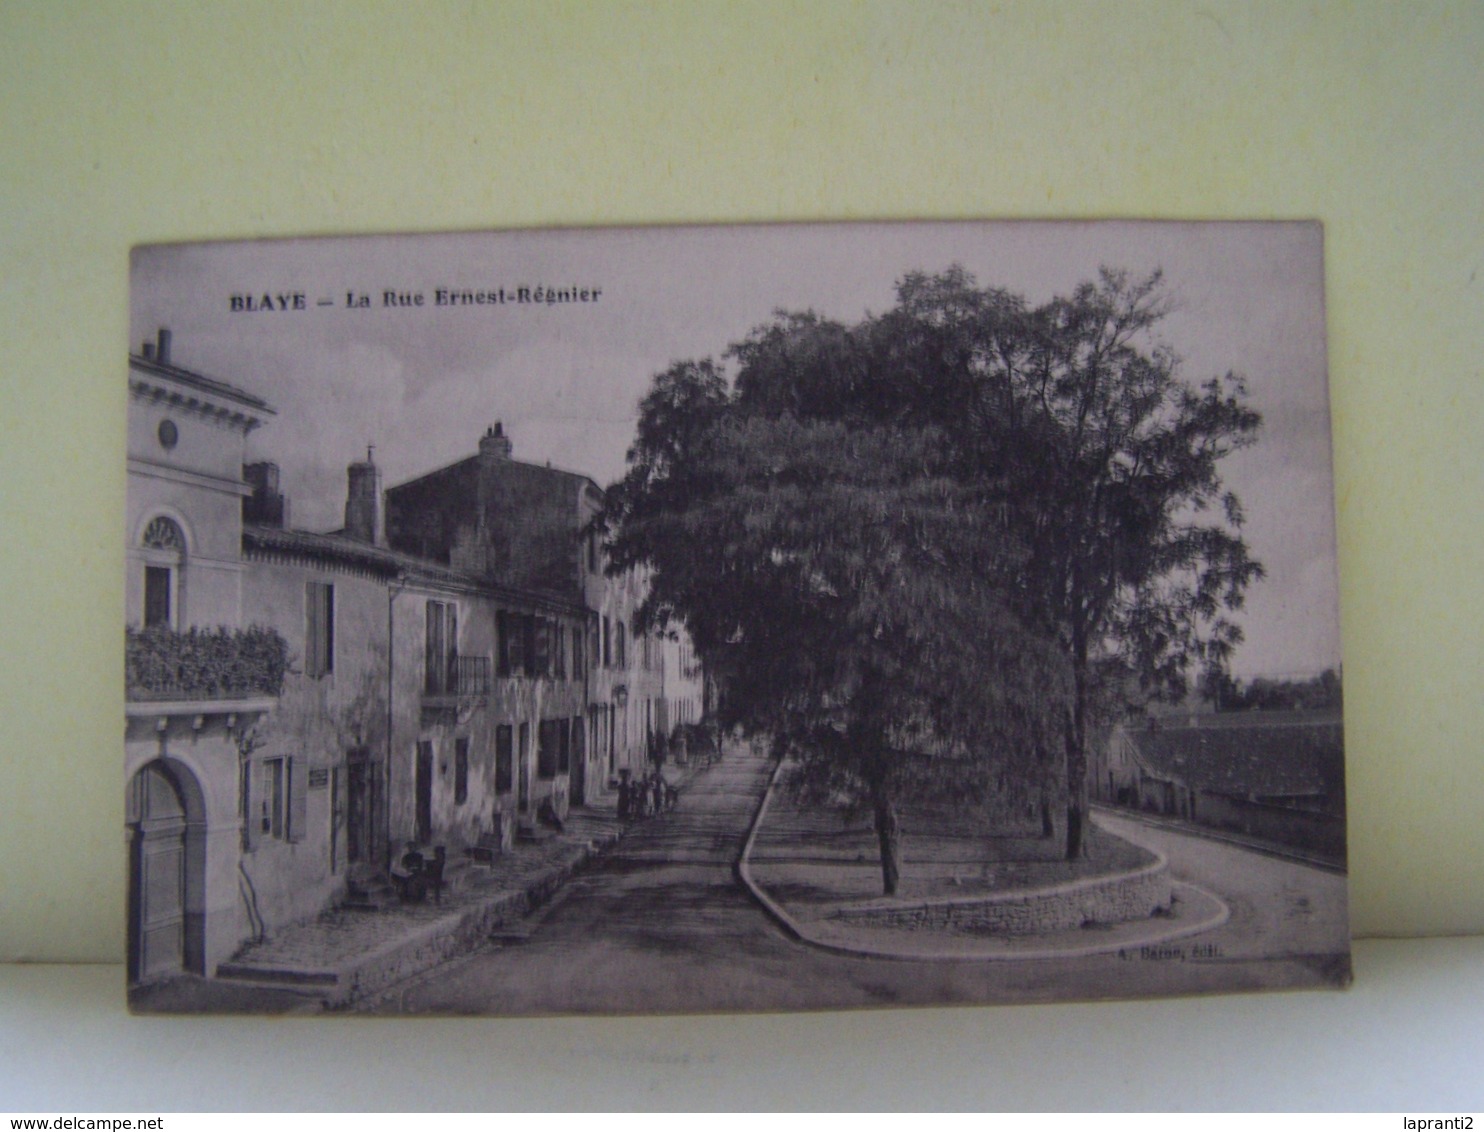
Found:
371,747 -> 1349,1015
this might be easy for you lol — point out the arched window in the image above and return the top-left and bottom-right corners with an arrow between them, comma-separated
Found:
141,516 -> 186,628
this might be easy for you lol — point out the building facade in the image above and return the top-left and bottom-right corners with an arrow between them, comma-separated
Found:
125,330 -> 279,982
127,336 -> 704,986
384,424 -> 704,789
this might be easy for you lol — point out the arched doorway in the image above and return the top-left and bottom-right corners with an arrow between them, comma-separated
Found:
126,759 -> 206,984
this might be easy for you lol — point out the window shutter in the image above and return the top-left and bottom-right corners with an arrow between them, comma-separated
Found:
306,582 -> 334,677
425,601 -> 441,692
508,612 -> 525,675
323,585 -> 334,674
448,605 -> 458,687
305,587 -> 321,677
534,618 -> 550,677
288,756 -> 309,843
454,737 -> 469,804
330,765 -> 344,873
243,759 -> 258,851
495,725 -> 513,793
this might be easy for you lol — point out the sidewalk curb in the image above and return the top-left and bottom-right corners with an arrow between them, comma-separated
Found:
735,757 -> 1231,963
1091,803 -> 1347,875
733,754 -> 806,943
222,819 -> 628,1007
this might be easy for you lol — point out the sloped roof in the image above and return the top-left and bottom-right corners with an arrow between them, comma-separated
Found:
129,353 -> 274,414
1126,715 -> 1345,800
387,451 -> 602,497
242,524 -> 587,615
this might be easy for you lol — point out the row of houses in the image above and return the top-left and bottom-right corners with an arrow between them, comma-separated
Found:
124,330 -> 704,985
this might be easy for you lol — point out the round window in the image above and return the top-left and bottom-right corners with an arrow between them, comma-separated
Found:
158,419 -> 179,450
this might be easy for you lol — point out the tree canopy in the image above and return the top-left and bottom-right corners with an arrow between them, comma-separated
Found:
607,265 -> 1263,879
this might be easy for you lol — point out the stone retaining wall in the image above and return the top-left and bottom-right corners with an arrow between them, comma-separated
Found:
830,857 -> 1173,936
332,853 -> 588,1005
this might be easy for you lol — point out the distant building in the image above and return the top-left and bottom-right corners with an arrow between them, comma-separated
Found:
385,422 -> 704,789
1102,709 -> 1346,860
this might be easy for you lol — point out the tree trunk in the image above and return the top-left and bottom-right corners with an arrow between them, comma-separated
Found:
873,791 -> 901,897
1065,799 -> 1084,860
1064,657 -> 1089,860
1040,793 -> 1054,839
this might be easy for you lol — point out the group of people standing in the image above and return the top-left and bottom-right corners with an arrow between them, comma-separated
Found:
617,769 -> 677,823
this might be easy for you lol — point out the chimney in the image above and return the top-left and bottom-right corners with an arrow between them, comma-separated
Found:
478,421 -> 513,460
156,328 -> 172,365
344,446 -> 384,545
243,462 -> 289,528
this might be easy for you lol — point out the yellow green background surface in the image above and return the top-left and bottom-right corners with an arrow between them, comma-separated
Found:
2,1 -> 1480,966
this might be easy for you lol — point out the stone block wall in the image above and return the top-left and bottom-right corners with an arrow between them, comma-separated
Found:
831,859 -> 1173,936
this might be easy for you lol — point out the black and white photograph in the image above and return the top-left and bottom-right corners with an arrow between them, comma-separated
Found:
125,220 -> 1348,1016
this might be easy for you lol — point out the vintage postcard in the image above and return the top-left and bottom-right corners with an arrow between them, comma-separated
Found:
126,221 -> 1348,1014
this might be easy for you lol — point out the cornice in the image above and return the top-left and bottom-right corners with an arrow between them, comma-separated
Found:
128,456 -> 254,498
129,374 -> 269,434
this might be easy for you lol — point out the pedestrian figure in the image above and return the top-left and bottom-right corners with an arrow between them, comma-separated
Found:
393,841 -> 427,903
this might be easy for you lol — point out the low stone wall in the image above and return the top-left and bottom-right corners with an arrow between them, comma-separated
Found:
331,849 -> 592,1005
829,857 -> 1173,936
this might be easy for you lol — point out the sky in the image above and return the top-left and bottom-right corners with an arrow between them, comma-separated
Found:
131,221 -> 1340,680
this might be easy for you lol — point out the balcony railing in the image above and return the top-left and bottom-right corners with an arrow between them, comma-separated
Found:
126,625 -> 288,702
424,654 -> 492,698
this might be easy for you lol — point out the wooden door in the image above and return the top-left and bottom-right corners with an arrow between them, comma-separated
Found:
346,751 -> 371,863
415,741 -> 433,844
127,763 -> 187,983
517,722 -> 530,811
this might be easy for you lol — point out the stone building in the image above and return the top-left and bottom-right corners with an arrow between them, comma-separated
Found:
125,330 -> 279,983
384,423 -> 704,790
1104,709 -> 1346,859
127,334 -> 704,987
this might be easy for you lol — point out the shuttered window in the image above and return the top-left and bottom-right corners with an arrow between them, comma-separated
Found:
255,756 -> 307,843
425,600 -> 457,694
497,611 -> 511,676
306,582 -> 334,678
495,725 -> 514,793
537,720 -> 559,779
454,737 -> 470,804
144,566 -> 172,628
533,617 -> 550,677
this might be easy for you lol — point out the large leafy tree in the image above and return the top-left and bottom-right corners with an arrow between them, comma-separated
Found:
607,354 -> 1067,895
609,264 -> 1264,877
873,267 -> 1265,857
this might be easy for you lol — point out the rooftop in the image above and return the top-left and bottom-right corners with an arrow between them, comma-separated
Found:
242,524 -> 587,615
1125,713 -> 1345,800
129,348 -> 274,416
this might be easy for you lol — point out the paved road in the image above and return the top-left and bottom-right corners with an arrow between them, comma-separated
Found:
372,747 -> 1350,1015
1090,809 -> 1350,963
